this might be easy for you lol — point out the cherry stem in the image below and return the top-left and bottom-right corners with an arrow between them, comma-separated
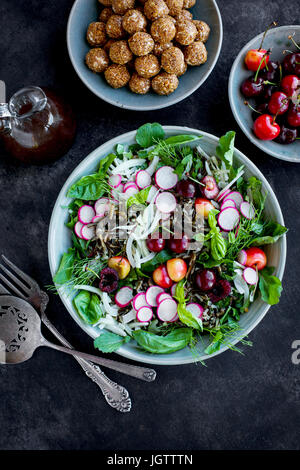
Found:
258,21 -> 278,51
254,50 -> 271,81
288,34 -> 300,51
244,101 -> 263,115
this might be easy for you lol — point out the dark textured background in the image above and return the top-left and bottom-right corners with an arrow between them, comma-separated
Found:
0,0 -> 299,451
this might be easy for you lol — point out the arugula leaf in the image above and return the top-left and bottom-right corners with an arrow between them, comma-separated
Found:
136,123 -> 165,148
94,331 -> 130,353
251,221 -> 287,246
216,131 -> 235,168
175,281 -> 202,330
259,267 -> 282,305
53,248 -> 76,284
73,291 -> 103,324
67,173 -> 109,200
133,328 -> 193,354
127,186 -> 151,208
141,250 -> 173,272
163,134 -> 200,146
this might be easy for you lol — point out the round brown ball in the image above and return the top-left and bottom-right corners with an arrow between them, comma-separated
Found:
151,16 -> 176,43
85,48 -> 109,73
144,0 -> 169,21
86,22 -> 107,46
129,73 -> 151,94
109,40 -> 133,64
112,0 -> 135,15
152,72 -> 178,94
177,60 -> 187,76
135,54 -> 160,77
161,46 -> 184,74
103,39 -> 117,53
184,41 -> 207,65
153,41 -> 173,56
183,0 -> 196,7
122,9 -> 147,34
104,64 -> 130,87
193,20 -> 210,42
98,0 -> 112,6
106,15 -> 126,38
175,9 -> 193,21
165,0 -> 183,16
128,32 -> 154,56
175,20 -> 197,45
99,7 -> 113,22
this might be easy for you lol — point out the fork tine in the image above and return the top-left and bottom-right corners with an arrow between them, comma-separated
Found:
0,263 -> 31,295
1,255 -> 39,290
0,283 -> 10,295
0,273 -> 27,299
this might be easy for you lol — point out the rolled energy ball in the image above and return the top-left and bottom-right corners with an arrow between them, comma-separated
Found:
103,38 -> 117,53
122,9 -> 147,34
98,0 -> 112,6
193,20 -> 210,42
104,64 -> 130,87
183,0 -> 196,7
151,16 -> 176,43
152,72 -> 178,94
165,0 -> 183,16
161,46 -> 184,75
99,7 -> 113,22
128,31 -> 154,56
144,0 -> 169,21
86,48 -> 109,72
86,22 -> 107,46
106,15 -> 126,38
109,40 -> 133,64
177,60 -> 187,76
153,41 -> 173,56
175,9 -> 193,21
112,0 -> 135,15
135,54 -> 160,78
129,73 -> 151,94
175,20 -> 197,45
184,40 -> 207,65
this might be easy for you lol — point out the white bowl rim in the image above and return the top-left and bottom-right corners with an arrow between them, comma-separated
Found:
48,125 -> 287,365
66,0 -> 223,111
228,25 -> 300,163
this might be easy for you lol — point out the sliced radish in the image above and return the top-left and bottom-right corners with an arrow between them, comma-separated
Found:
145,286 -> 165,307
221,198 -> 236,210
132,292 -> 149,311
243,267 -> 258,285
156,292 -> 172,304
155,192 -> 177,213
217,170 -> 245,201
94,198 -> 110,215
108,174 -> 122,188
135,170 -> 151,189
223,191 -> 243,209
115,183 -> 124,193
217,188 -> 231,203
157,298 -> 178,322
169,312 -> 179,322
237,249 -> 247,266
218,207 -> 240,232
115,287 -> 134,308
136,306 -> 153,323
92,214 -> 103,223
240,201 -> 255,220
170,283 -> 178,297
78,205 -> 96,224
146,185 -> 159,203
186,303 -> 204,319
123,181 -> 135,191
74,221 -> 84,238
155,166 -> 178,190
81,224 -> 96,241
123,184 -> 139,198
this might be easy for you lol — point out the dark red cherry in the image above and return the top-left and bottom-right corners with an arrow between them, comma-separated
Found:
282,53 -> 300,76
275,125 -> 298,144
252,102 -> 269,121
99,268 -> 119,293
287,104 -> 300,127
241,76 -> 264,98
208,280 -> 232,303
195,269 -> 216,292
259,61 -> 279,81
146,232 -> 166,252
176,179 -> 196,198
281,75 -> 299,96
168,234 -> 189,254
268,91 -> 289,115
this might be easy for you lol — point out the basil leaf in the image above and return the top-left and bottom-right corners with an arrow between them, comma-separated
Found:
141,250 -> 173,272
98,153 -> 116,175
259,267 -> 282,305
163,134 -> 200,146
175,281 -> 202,330
133,328 -> 193,354
127,186 -> 151,208
211,231 -> 227,261
94,331 -> 130,353
53,248 -> 76,284
73,291 -> 103,325
67,174 -> 108,200
216,131 -> 235,168
136,123 -> 165,148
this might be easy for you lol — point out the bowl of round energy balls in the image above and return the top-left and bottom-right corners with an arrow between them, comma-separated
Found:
67,0 -> 223,110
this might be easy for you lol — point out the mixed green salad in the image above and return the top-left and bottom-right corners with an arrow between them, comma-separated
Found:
53,123 -> 287,357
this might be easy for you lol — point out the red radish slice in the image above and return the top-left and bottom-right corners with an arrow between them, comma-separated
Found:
237,249 -> 247,265
223,191 -> 243,209
78,205 -> 96,224
147,185 -> 159,203
217,188 -> 231,203
157,298 -> 178,322
155,192 -> 177,213
156,292 -> 172,304
240,201 -> 255,220
221,198 -> 236,210
74,221 -> 84,238
186,303 -> 204,319
81,224 -> 95,241
170,283 -> 178,297
136,306 -> 153,323
124,184 -> 139,198
108,174 -> 122,188
94,198 -> 109,215
115,287 -> 133,307
155,166 -> 178,190
115,183 -> 124,193
92,214 -> 103,223
132,292 -> 149,311
243,267 -> 258,285
218,207 -> 240,232
145,286 -> 165,307
135,170 -> 151,189
123,181 -> 135,191
169,312 -> 179,322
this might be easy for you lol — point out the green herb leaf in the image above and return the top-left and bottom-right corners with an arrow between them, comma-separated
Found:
141,250 -> 173,272
204,331 -> 223,354
251,221 -> 287,246
216,131 -> 236,168
67,174 -> 109,200
127,186 -> 151,208
73,291 -> 103,325
133,328 -> 193,354
136,123 -> 165,148
163,134 -> 200,146
94,331 -> 130,353
175,281 -> 202,330
98,153 -> 116,175
53,248 -> 76,284
259,267 -> 282,305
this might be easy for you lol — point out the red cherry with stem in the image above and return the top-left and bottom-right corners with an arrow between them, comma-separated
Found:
245,49 -> 270,72
168,234 -> 189,254
146,232 -> 166,252
281,75 -> 299,96
268,91 -> 289,115
287,104 -> 300,127
241,77 -> 264,98
253,114 -> 281,140
176,180 -> 196,198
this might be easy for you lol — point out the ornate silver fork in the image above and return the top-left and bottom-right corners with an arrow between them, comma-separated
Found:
0,256 -> 154,411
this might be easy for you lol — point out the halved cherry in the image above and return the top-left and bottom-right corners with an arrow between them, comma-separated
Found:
200,175 -> 219,199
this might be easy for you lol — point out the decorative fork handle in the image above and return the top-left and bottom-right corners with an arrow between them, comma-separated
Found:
39,294 -> 131,412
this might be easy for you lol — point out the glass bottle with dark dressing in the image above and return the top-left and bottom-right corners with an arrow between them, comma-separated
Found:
0,82 -> 76,164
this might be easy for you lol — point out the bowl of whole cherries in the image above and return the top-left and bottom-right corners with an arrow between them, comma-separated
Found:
229,24 -> 300,162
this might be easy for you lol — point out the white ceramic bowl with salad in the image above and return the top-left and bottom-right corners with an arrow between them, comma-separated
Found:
48,124 -> 287,365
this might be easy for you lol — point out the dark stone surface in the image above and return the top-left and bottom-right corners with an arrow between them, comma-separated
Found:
0,0 -> 299,451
